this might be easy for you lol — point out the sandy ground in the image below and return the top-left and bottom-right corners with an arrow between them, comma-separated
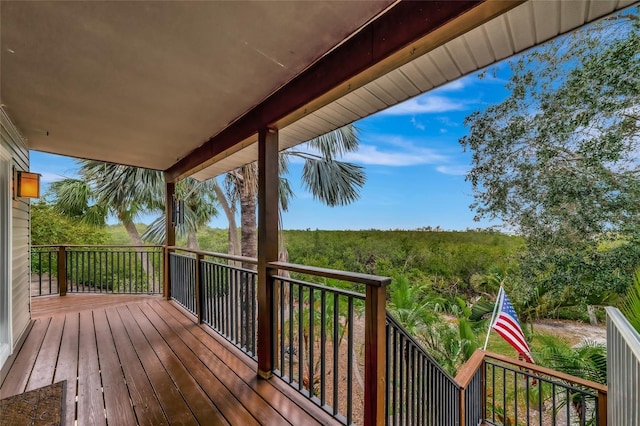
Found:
533,319 -> 607,346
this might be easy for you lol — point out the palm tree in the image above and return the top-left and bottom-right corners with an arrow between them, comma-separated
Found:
141,178 -> 218,250
50,161 -> 164,245
217,125 -> 365,263
50,161 -> 165,280
620,268 -> 640,333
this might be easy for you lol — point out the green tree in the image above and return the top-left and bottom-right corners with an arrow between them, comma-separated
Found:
217,125 -> 365,263
31,201 -> 109,246
51,160 -> 218,250
620,268 -> 640,333
461,11 -> 640,307
141,178 -> 218,250
50,161 -> 164,246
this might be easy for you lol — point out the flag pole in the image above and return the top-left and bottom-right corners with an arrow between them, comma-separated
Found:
483,286 -> 504,351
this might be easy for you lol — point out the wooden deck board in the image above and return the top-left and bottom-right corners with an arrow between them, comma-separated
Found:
77,310 -> 106,426
104,307 -> 168,426
94,309 -> 138,425
139,303 -> 262,426
0,317 -> 51,399
149,301 -> 323,426
26,315 -> 64,391
116,305 -> 198,425
126,304 -> 230,425
53,312 -> 80,426
30,293 -> 162,318
1,296 -> 340,426
152,300 -> 333,426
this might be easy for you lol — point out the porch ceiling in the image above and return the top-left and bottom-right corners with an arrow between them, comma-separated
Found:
0,0 -> 392,169
189,0 -> 637,181
1,0 -> 636,182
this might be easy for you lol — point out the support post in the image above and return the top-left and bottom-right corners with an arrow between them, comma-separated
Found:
364,282 -> 389,426
598,390 -> 607,426
257,127 -> 279,379
195,253 -> 203,324
460,388 -> 466,426
164,178 -> 176,300
57,245 -> 67,296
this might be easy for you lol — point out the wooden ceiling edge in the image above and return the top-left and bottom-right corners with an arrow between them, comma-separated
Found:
187,134 -> 258,179
274,0 -> 527,130
164,0 -> 490,182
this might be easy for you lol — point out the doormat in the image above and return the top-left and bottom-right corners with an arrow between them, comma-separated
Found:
0,381 -> 65,426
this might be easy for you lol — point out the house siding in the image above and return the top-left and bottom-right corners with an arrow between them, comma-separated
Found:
0,108 -> 31,348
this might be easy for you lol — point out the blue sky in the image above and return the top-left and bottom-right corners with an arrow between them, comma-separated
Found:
31,69 -> 510,231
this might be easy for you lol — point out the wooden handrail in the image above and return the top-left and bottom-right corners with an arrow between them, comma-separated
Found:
32,244 -> 164,249
457,349 -> 607,394
167,246 -> 258,265
483,350 -> 608,394
268,261 -> 391,287
455,349 -> 486,388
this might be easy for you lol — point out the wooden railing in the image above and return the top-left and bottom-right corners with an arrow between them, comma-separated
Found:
167,247 -> 259,359
606,307 -> 640,426
165,248 -> 390,425
269,264 -> 366,425
456,350 -> 608,426
34,244 -> 611,426
31,245 -> 164,296
386,313 -> 461,426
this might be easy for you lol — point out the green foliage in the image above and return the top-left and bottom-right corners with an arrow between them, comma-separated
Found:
283,229 -> 522,292
535,335 -> 607,385
620,268 -> 640,333
31,201 -> 109,246
461,11 -> 640,306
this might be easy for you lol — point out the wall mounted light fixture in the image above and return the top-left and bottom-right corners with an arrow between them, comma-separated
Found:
171,196 -> 185,226
15,170 -> 41,198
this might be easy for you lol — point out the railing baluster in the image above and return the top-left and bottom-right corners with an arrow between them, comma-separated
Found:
320,290 -> 326,407
332,292 -> 339,416
289,281 -> 294,383
347,297 -> 353,425
297,283 -> 303,392
308,287 -> 315,398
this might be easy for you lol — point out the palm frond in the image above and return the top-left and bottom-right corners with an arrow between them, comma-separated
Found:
50,178 -> 106,226
301,159 -> 365,206
620,268 -> 640,333
304,125 -> 360,160
279,177 -> 294,212
79,160 -> 164,215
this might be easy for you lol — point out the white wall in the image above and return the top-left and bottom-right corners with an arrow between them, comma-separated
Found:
0,108 -> 31,349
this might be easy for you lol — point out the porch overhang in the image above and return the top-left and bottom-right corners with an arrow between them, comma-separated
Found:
1,0 -> 636,182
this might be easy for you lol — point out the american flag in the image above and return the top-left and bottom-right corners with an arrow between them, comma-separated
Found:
491,290 -> 534,364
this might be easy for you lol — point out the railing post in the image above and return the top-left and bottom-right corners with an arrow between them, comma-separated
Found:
57,245 -> 67,296
481,359 -> 487,423
163,247 -> 172,300
460,388 -> 466,426
195,253 -> 203,324
364,281 -> 389,426
164,177 -> 176,300
598,390 -> 607,426
257,127 -> 278,379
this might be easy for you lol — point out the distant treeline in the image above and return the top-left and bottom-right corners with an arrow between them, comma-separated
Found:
282,229 -> 523,293
101,226 -> 523,296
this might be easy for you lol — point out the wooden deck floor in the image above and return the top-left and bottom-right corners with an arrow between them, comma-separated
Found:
2,296 -> 338,426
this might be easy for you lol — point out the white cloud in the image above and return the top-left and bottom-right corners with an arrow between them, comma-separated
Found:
438,79 -> 465,91
343,143 -> 447,167
436,116 -> 460,128
436,165 -> 469,176
410,116 -> 425,131
39,172 -> 66,183
380,95 -> 467,116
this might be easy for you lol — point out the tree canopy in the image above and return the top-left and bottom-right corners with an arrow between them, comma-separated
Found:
461,10 -> 640,305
